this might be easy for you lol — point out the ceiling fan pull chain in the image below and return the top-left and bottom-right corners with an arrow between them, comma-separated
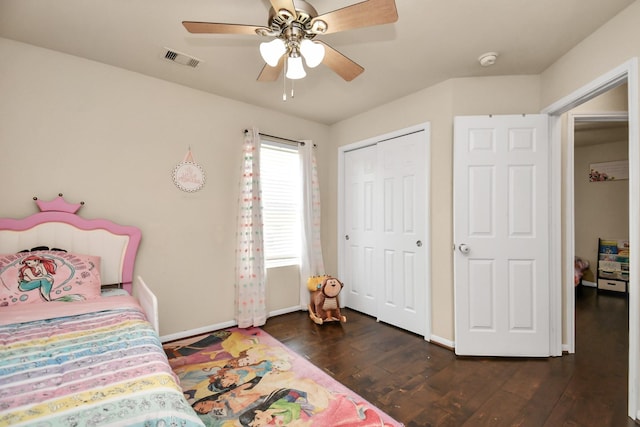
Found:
291,79 -> 295,99
282,62 -> 287,101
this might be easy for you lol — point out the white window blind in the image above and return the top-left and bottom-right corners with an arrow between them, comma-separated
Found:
260,140 -> 301,268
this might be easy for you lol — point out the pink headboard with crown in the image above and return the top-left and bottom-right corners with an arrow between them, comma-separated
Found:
0,195 -> 141,294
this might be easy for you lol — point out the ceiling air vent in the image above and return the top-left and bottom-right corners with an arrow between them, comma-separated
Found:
163,48 -> 201,68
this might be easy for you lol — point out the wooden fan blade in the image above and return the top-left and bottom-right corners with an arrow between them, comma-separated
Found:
182,21 -> 267,35
311,0 -> 398,35
257,56 -> 285,82
270,0 -> 297,19
318,41 -> 364,81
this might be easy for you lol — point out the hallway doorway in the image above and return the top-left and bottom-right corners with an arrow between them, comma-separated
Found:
542,58 -> 639,418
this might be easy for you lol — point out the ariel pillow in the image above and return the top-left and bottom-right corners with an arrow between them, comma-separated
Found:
0,251 -> 102,306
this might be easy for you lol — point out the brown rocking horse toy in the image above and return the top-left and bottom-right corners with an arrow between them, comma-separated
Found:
307,276 -> 347,325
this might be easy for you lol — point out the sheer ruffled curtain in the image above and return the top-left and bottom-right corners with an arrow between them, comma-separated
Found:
299,141 -> 325,307
234,127 -> 267,328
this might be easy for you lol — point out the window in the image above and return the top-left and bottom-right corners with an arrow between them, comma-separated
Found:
260,139 -> 301,268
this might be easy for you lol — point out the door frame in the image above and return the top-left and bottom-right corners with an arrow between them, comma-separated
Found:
337,122 -> 432,340
541,57 -> 639,419
565,110 -> 629,355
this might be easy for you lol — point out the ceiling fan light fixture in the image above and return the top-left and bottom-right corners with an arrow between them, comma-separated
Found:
286,55 -> 306,79
300,39 -> 325,68
183,0 -> 401,84
260,38 -> 287,66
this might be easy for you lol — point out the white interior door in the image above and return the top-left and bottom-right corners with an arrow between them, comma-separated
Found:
343,144 -> 378,315
341,127 -> 429,337
454,114 -> 550,356
376,133 -> 427,335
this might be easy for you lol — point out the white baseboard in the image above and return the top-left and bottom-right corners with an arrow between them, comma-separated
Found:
430,334 -> 455,350
160,320 -> 236,343
271,305 -> 306,316
160,306 -> 304,343
161,307 -> 457,351
581,280 -> 597,288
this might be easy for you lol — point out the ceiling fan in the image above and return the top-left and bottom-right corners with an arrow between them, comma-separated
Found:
182,0 -> 398,82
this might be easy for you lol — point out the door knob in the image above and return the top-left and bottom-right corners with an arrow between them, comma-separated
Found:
345,235 -> 350,240
458,244 -> 470,254
416,240 -> 422,247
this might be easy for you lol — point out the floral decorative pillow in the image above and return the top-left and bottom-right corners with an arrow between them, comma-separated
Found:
0,251 -> 102,306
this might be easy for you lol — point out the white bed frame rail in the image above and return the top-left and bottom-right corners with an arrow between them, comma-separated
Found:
135,276 -> 159,333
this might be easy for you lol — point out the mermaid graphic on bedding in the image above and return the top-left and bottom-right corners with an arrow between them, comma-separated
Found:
18,255 -> 57,301
0,251 -> 94,305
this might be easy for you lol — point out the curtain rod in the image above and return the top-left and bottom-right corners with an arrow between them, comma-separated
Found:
244,129 -> 306,146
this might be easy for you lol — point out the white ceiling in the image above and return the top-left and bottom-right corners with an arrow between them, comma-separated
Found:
0,0 -> 635,125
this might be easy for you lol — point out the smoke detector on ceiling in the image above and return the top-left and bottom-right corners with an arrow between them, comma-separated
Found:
478,52 -> 498,67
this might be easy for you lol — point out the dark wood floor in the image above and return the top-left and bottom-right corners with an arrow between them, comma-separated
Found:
262,286 -> 637,427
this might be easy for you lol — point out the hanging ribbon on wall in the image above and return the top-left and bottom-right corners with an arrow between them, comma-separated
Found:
172,147 -> 206,192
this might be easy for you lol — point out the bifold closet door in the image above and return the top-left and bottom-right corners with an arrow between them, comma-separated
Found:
343,144 -> 379,316
342,130 -> 428,336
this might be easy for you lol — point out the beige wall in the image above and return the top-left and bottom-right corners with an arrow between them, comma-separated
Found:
328,0 -> 640,345
570,85 -> 629,283
0,37 -> 330,336
1,0 -> 639,349
538,0 -> 639,414
575,140 -> 629,282
329,75 -> 541,341
0,36 -> 543,344
541,1 -> 640,108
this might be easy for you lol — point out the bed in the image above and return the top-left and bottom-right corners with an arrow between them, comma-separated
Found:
0,195 -> 203,426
